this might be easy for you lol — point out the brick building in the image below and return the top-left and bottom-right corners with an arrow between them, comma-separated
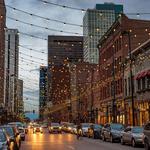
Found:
98,14 -> 150,125
0,0 -> 6,107
124,39 -> 150,126
70,62 -> 98,123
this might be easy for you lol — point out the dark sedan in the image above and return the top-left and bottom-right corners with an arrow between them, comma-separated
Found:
1,125 -> 21,150
88,124 -> 103,139
101,123 -> 124,143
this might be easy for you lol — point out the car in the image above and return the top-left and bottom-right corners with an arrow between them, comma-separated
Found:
81,123 -> 91,137
143,122 -> 150,150
0,129 -> 11,150
66,123 -> 74,133
48,123 -> 62,133
1,125 -> 21,150
18,127 -> 25,141
88,124 -> 103,139
121,126 -> 144,147
23,124 -> 28,134
33,124 -> 43,134
72,125 -> 77,134
101,123 -> 124,143
8,122 -> 24,128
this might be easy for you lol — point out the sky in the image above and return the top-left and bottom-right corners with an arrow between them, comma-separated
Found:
5,0 -> 150,113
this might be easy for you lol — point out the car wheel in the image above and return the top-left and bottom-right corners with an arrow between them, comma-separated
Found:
102,135 -> 106,141
110,135 -> 113,143
132,139 -> 136,147
145,140 -> 150,150
121,137 -> 125,145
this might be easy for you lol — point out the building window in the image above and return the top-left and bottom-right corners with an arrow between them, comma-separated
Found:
137,79 -> 141,91
147,77 -> 150,89
142,77 -> 146,90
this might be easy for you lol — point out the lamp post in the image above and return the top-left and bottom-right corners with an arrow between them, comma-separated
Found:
112,43 -> 117,123
122,31 -> 135,126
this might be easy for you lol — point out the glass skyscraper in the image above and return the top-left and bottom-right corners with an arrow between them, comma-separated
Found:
83,3 -> 123,64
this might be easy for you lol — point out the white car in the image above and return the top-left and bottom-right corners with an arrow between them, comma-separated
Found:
81,123 -> 91,136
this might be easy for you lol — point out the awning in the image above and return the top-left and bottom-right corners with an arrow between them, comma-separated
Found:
134,69 -> 150,80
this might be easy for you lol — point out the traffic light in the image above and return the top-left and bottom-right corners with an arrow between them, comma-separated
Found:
33,110 -> 35,114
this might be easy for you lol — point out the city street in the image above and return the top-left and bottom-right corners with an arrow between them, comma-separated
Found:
21,129 -> 144,150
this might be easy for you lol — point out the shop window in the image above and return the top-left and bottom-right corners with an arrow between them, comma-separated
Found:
142,77 -> 146,90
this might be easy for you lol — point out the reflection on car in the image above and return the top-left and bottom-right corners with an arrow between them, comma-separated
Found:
88,124 -> 103,139
48,123 -> 62,133
101,123 -> 124,143
121,126 -> 144,147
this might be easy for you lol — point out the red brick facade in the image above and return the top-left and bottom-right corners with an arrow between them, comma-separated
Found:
98,14 -> 150,124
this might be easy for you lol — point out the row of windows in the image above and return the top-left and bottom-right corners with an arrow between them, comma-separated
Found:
137,77 -> 150,91
99,78 -> 123,99
101,37 -> 122,61
124,76 -> 150,97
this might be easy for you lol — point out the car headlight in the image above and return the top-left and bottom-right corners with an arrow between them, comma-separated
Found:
68,127 -> 71,130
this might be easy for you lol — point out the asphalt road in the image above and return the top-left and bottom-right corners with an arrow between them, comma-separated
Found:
21,129 -> 144,150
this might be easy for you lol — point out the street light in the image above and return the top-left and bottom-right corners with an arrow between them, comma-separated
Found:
122,31 -> 135,126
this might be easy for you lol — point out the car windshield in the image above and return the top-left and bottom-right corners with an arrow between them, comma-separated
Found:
3,127 -> 14,137
0,132 -> 6,142
94,124 -> 102,129
132,127 -> 143,133
19,128 -> 24,133
51,123 -> 60,126
111,124 -> 124,130
34,125 -> 40,127
82,124 -> 90,128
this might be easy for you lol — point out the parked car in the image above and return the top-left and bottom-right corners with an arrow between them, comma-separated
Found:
143,122 -> 150,150
72,125 -> 77,134
101,123 -> 124,142
121,126 -> 144,147
8,122 -> 24,128
1,125 -> 21,150
48,123 -> 62,133
23,124 -> 28,134
18,127 -> 25,141
33,124 -> 43,134
81,123 -> 91,137
88,124 -> 103,139
0,129 -> 9,150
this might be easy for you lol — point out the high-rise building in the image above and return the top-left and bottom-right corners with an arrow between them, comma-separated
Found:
83,3 -> 123,64
16,79 -> 24,115
0,0 -> 6,109
4,29 -> 19,115
47,36 -> 83,121
39,66 -> 48,120
48,36 -> 83,65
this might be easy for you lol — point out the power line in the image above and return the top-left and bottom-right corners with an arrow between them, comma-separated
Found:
7,16 -> 82,35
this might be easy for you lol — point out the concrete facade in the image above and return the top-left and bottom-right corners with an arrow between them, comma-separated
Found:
83,3 -> 123,64
4,29 -> 19,115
